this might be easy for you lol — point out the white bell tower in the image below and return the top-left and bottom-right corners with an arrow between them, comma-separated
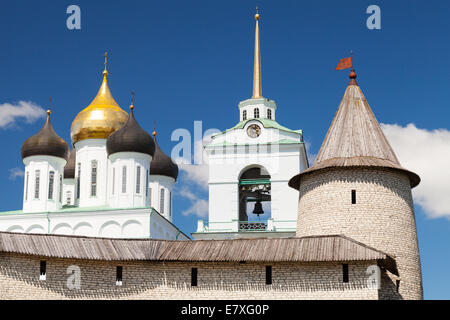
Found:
193,10 -> 309,240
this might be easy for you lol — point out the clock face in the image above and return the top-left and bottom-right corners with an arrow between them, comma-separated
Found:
247,124 -> 261,138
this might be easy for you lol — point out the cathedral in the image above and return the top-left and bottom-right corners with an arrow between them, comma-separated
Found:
0,54 -> 187,241
0,12 -> 422,300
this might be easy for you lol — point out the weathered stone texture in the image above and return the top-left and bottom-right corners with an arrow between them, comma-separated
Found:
0,253 -> 382,300
296,167 -> 423,300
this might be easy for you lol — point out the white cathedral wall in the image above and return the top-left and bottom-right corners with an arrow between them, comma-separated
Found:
22,155 -> 66,213
51,208 -> 151,237
74,139 -> 109,208
149,175 -> 175,222
62,179 -> 75,206
0,213 -> 47,234
108,152 -> 151,209
150,208 -> 186,240
0,208 -> 189,240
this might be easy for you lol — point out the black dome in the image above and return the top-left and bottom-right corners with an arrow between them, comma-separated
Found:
150,136 -> 179,180
64,149 -> 76,178
21,113 -> 69,161
106,108 -> 155,157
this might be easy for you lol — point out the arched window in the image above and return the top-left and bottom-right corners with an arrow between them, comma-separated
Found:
48,171 -> 55,200
146,170 -> 149,197
267,109 -> 272,120
136,165 -> 141,194
91,160 -> 97,197
160,189 -> 165,214
59,174 -> 62,202
254,108 -> 259,118
122,166 -> 127,193
238,167 -> 271,228
243,110 -> 247,121
112,168 -> 115,195
169,192 -> 172,218
34,170 -> 40,199
76,163 -> 81,199
66,191 -> 72,205
25,171 -> 29,201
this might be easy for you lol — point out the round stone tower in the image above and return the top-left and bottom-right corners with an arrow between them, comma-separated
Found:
289,70 -> 423,300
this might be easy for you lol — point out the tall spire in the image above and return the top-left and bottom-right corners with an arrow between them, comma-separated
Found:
252,7 -> 262,99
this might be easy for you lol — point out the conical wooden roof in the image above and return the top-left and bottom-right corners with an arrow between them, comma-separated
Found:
289,71 -> 420,189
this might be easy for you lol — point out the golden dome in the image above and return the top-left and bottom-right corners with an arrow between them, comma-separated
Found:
71,67 -> 128,144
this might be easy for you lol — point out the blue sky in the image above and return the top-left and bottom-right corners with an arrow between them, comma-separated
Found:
0,0 -> 449,299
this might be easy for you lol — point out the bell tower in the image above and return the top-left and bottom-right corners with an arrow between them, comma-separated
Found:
193,10 -> 309,240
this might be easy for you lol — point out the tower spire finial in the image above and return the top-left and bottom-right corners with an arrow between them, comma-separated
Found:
153,121 -> 157,137
130,90 -> 135,110
103,52 -> 108,78
348,50 -> 358,85
252,7 -> 262,99
47,96 -> 51,116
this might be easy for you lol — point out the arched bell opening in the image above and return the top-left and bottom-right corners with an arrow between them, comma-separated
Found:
238,166 -> 271,231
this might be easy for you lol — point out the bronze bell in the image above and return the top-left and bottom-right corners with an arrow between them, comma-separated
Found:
253,200 -> 264,216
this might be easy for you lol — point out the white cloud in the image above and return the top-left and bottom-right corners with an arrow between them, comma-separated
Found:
175,132 -> 211,190
0,101 -> 46,128
178,187 -> 208,217
381,123 -> 450,219
178,163 -> 209,190
9,167 -> 24,180
171,131 -> 212,218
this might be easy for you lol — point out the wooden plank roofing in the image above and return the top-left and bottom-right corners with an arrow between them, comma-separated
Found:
0,232 -> 398,275
289,78 -> 420,190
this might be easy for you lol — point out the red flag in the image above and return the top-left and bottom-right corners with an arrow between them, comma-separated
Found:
336,57 -> 352,70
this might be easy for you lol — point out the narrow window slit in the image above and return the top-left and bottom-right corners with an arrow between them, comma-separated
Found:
116,266 -> 123,286
343,264 -> 349,283
191,267 -> 198,287
266,266 -> 272,285
351,190 -> 356,204
40,260 -> 46,281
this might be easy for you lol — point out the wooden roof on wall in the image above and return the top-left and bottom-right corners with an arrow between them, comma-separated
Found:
0,232 -> 398,275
